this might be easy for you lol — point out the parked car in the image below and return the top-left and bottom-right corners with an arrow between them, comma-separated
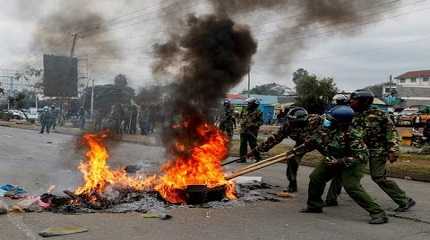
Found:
25,108 -> 39,121
8,109 -> 28,120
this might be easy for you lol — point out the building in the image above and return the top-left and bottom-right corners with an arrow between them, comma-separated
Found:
395,70 -> 430,107
396,70 -> 430,86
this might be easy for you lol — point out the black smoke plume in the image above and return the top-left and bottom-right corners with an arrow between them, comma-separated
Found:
160,0 -> 401,73
152,14 -> 257,154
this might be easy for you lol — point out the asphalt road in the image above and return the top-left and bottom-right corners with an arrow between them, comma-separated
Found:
0,126 -> 429,240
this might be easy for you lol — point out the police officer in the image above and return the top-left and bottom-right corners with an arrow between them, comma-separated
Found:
301,106 -> 388,224
239,97 -> 263,163
50,105 -> 58,130
347,90 -> 415,212
324,94 -> 350,205
332,94 -> 349,106
254,107 -> 322,192
39,106 -> 51,134
219,99 -> 236,139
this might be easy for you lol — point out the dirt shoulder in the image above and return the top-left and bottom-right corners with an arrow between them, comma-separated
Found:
229,140 -> 430,182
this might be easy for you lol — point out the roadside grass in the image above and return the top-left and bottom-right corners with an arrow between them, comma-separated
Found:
229,139 -> 430,182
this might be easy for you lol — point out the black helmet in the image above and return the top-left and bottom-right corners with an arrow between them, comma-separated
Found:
287,107 -> 309,123
327,106 -> 354,123
332,94 -> 349,105
246,97 -> 260,109
224,99 -> 231,106
350,90 -> 374,107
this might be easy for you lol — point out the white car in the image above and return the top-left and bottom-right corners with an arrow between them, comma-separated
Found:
26,108 -> 39,121
8,110 -> 27,120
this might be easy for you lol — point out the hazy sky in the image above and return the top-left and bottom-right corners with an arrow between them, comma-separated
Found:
1,0 -> 430,93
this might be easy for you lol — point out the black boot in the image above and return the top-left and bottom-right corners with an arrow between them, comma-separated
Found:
287,181 -> 297,193
394,198 -> 416,212
369,215 -> 388,224
324,200 -> 338,207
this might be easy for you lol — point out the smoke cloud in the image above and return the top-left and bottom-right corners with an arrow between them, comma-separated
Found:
159,0 -> 401,73
152,14 -> 257,153
32,1 -> 120,59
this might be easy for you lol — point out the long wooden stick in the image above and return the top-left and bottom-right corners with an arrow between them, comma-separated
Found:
225,153 -> 293,180
230,152 -> 288,172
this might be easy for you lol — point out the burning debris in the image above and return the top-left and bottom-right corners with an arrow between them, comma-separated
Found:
16,128 -> 283,215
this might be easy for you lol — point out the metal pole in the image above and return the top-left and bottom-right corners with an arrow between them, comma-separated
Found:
90,78 -> 94,121
70,33 -> 78,58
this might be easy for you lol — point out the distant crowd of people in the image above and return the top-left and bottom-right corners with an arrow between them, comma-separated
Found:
93,103 -> 158,136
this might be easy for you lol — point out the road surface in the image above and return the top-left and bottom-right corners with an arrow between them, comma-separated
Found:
0,126 -> 429,240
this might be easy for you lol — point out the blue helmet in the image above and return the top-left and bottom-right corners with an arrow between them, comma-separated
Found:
327,105 -> 355,123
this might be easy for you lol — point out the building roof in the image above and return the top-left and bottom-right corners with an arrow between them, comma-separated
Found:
396,86 -> 430,107
396,86 -> 430,98
396,70 -> 430,79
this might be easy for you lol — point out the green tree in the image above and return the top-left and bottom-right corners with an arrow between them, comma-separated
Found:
293,68 -> 338,114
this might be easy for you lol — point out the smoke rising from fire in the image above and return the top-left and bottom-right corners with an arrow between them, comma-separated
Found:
152,14 -> 257,153
32,0 -> 120,59
160,0 -> 401,72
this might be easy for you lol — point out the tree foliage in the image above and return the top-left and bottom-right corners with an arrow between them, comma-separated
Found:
293,68 -> 338,114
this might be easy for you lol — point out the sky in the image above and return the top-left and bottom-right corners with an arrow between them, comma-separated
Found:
1,0 -> 430,93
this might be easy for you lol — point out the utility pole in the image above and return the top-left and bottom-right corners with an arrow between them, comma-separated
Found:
70,33 -> 79,58
8,75 -> 14,110
90,78 -> 95,121
389,75 -> 393,94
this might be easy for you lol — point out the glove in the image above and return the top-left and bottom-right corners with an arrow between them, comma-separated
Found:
388,152 -> 399,163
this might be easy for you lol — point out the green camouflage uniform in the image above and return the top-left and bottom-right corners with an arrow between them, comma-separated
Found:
239,108 -> 263,161
257,115 -> 325,185
39,110 -> 52,134
305,124 -> 386,218
219,106 -> 236,138
352,109 -> 409,207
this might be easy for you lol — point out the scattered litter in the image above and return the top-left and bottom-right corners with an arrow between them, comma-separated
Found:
276,191 -> 292,198
11,197 -> 43,212
0,200 -> 8,215
404,176 -> 412,180
39,227 -> 89,238
142,211 -> 172,220
0,184 -> 27,199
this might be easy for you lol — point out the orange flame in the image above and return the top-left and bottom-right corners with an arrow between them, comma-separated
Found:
74,123 -> 236,204
155,123 -> 236,203
74,132 -> 152,202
